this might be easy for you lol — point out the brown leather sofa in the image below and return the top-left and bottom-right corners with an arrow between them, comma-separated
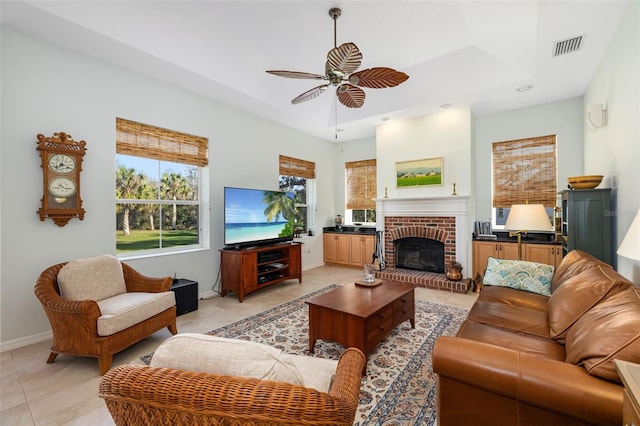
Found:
433,249 -> 640,426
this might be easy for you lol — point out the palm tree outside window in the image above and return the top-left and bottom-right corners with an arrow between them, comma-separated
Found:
279,155 -> 315,235
115,118 -> 208,255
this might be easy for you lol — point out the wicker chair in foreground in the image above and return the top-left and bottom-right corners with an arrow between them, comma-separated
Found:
99,335 -> 366,426
34,254 -> 177,374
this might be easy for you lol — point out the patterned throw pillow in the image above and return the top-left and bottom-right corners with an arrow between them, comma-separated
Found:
483,257 -> 555,296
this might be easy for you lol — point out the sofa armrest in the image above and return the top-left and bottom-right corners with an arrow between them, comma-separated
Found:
121,263 -> 172,293
100,361 -> 362,425
433,336 -> 623,425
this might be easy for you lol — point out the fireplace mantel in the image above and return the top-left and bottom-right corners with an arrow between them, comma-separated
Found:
376,196 -> 471,277
375,195 -> 470,216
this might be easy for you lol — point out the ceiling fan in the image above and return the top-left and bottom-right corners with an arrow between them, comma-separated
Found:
266,7 -> 409,109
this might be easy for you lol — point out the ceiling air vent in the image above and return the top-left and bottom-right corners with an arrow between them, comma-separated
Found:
553,35 -> 584,57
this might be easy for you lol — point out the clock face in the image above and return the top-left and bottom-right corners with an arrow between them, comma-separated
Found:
48,177 -> 77,198
48,154 -> 76,173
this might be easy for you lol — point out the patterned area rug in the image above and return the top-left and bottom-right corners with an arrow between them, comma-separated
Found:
142,284 -> 468,425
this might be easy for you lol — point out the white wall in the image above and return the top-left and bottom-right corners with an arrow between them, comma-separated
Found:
584,1 -> 640,281
376,107 -> 473,200
0,28 -> 335,347
474,98 -> 585,223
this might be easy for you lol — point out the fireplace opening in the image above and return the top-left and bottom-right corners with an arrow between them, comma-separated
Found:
394,237 -> 445,273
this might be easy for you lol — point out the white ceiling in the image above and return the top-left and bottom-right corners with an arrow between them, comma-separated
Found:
0,1 -> 630,142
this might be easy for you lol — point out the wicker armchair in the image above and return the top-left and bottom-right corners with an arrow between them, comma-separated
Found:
99,347 -> 366,426
34,260 -> 177,374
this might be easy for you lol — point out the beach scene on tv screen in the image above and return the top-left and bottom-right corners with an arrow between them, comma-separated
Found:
225,188 -> 294,244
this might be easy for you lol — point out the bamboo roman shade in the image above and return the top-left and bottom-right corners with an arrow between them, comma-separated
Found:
116,118 -> 208,167
346,159 -> 377,210
492,135 -> 557,208
279,155 -> 316,179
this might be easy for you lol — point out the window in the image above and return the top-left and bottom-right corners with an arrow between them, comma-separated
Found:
346,159 -> 377,224
491,135 -> 556,230
279,155 -> 315,233
115,118 -> 208,254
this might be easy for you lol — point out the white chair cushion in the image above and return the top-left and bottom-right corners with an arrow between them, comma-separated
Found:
286,353 -> 338,393
57,254 -> 127,301
96,291 -> 175,336
151,334 -> 310,388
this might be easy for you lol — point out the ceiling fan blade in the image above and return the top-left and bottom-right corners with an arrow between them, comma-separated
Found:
336,84 -> 365,108
348,67 -> 410,88
291,84 -> 330,105
327,42 -> 362,75
266,70 -> 326,80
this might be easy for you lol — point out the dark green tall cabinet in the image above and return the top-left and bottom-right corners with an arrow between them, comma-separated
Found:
561,188 -> 612,264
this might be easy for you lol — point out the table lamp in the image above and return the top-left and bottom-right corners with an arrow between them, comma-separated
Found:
617,208 -> 640,261
505,204 -> 552,260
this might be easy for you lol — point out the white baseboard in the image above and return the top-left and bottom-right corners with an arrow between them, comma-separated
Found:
1,330 -> 52,353
303,262 -> 324,270
198,289 -> 219,300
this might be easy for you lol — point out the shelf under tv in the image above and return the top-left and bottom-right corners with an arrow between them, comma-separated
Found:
220,242 -> 302,302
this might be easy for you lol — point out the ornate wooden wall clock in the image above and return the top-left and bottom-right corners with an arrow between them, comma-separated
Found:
36,132 -> 86,226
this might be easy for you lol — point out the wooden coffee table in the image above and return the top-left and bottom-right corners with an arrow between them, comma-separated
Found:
306,281 -> 415,365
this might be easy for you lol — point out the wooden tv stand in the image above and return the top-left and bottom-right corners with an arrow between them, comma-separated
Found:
220,242 -> 302,302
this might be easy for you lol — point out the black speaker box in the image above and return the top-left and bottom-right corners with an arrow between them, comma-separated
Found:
170,279 -> 198,316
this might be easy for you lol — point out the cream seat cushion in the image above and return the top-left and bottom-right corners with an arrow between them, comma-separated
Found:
151,334 -> 338,392
57,254 -> 126,301
96,291 -> 175,336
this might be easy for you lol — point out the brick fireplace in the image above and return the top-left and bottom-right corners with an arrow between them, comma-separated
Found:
375,196 -> 471,293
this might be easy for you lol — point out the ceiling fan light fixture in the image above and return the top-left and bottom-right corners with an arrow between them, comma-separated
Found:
265,7 -> 409,109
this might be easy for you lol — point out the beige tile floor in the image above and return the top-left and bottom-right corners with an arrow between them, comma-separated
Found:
1,265 -> 477,425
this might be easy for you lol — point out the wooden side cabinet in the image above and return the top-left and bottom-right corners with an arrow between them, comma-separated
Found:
525,244 -> 562,268
324,233 -> 375,268
323,233 -> 351,265
472,241 -> 519,277
615,360 -> 640,426
349,235 -> 375,266
220,242 -> 302,302
473,241 -> 562,277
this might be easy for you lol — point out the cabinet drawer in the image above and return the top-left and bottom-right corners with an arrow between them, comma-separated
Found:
393,293 -> 414,324
366,305 -> 393,343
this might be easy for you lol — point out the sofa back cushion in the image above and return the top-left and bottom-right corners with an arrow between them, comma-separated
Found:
57,254 -> 127,301
565,286 -> 640,384
548,266 -> 632,341
551,249 -> 612,293
151,333 -> 305,386
483,257 -> 554,296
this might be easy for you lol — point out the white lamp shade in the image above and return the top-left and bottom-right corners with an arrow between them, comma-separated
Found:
617,209 -> 640,261
505,204 -> 552,231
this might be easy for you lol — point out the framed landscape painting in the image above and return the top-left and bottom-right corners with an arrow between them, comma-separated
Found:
396,157 -> 443,187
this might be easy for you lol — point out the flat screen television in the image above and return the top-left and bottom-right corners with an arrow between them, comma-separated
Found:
224,186 -> 295,248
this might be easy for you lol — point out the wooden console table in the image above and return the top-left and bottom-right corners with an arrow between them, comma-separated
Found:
220,242 -> 302,302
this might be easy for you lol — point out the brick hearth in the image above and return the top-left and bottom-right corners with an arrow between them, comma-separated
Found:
376,268 -> 471,293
